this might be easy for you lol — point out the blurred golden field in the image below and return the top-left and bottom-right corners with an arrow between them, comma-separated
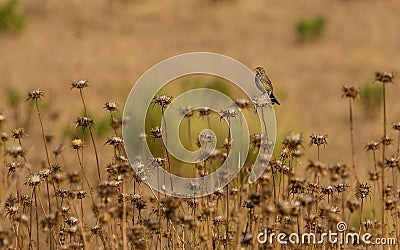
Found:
1,0 -> 400,171
1,0 -> 400,249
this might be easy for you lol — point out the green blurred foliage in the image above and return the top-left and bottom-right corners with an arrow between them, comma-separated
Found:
6,88 -> 21,108
360,83 -> 382,119
0,0 -> 26,33
297,16 -> 325,41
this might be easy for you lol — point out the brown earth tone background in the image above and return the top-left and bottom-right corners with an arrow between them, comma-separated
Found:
1,0 -> 400,180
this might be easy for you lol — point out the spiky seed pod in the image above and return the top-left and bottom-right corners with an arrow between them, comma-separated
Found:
26,89 -> 44,101
25,174 -> 43,187
375,71 -> 394,83
150,127 -> 162,139
334,183 -> 349,193
105,136 -> 124,146
282,132 -> 303,150
76,190 -> 87,199
381,136 -> 393,146
1,132 -> 8,142
71,79 -> 89,89
65,216 -> 79,226
198,107 -> 211,117
309,134 -> 328,147
68,172 -> 81,184
234,98 -> 251,109
0,113 -> 5,127
385,199 -> 397,210
104,101 -> 118,112
385,156 -> 399,169
347,200 -> 359,213
220,107 -> 238,120
365,141 -> 380,151
75,116 -> 94,128
6,145 -> 25,158
152,94 -> 172,108
307,160 -> 328,177
252,95 -> 272,108
392,122 -> 400,131
356,182 -> 372,199
11,127 -> 26,139
179,106 -> 194,117
368,171 -> 380,181
342,85 -> 360,99
52,144 -> 63,156
71,139 -> 84,150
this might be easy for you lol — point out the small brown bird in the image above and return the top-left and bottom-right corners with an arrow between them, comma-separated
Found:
254,66 -> 280,105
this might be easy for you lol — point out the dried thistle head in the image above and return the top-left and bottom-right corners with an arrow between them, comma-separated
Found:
355,182 -> 372,199
26,89 -> 44,101
385,156 -> 399,169
71,139 -> 84,150
328,163 -> 349,181
375,71 -> 394,83
1,132 -> 8,142
309,134 -> 328,147
365,141 -> 380,151
334,183 -> 349,193
76,190 -> 87,199
220,107 -> 238,120
392,122 -> 400,131
152,94 -> 172,108
71,79 -> 89,89
5,195 -> 19,217
385,198 -> 397,211
52,143 -> 63,156
341,85 -> 360,99
150,127 -> 162,139
39,169 -> 51,179
250,133 -> 264,148
0,112 -> 6,127
234,98 -> 251,109
306,160 -> 328,176
11,127 -> 26,140
321,185 -> 336,197
381,136 -> 393,146
289,178 -> 307,194
198,107 -> 211,117
368,170 -> 380,182
68,171 -> 81,184
25,173 -> 43,187
104,101 -> 118,112
105,136 -> 124,147
252,95 -> 272,108
76,117 -> 94,128
6,145 -> 25,158
179,106 -> 194,118
221,138 -> 232,150
282,132 -> 303,151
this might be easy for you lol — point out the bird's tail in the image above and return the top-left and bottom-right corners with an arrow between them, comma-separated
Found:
270,92 -> 280,105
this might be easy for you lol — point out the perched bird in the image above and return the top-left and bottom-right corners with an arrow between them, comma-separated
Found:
254,66 -> 280,105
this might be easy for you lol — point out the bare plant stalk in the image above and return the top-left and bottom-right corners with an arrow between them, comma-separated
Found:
397,131 -> 400,157
162,107 -> 173,191
34,100 -> 51,167
122,179 -> 127,250
2,143 -> 6,188
348,99 -> 359,183
33,99 -> 53,249
382,82 -> 387,238
79,89 -> 101,181
34,187 -> 39,250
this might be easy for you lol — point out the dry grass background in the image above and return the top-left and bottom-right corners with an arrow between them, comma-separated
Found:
1,0 -> 400,178
0,0 -> 400,248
